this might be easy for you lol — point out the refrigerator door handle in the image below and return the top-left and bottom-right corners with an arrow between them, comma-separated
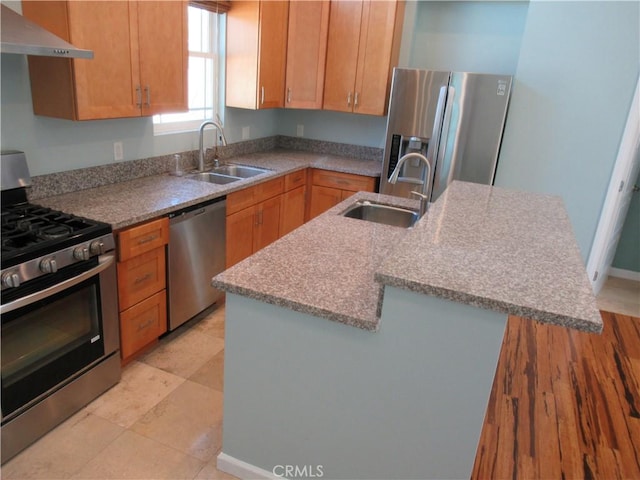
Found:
423,86 -> 449,190
436,86 -> 456,182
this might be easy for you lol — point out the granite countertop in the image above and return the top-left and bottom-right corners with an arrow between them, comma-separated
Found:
34,149 -> 382,230
213,181 -> 602,334
375,182 -> 602,333
212,191 -> 419,331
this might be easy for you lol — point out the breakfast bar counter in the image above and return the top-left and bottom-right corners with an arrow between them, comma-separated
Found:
211,181 -> 602,480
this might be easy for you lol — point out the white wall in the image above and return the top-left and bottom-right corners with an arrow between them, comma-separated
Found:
495,0 -> 640,260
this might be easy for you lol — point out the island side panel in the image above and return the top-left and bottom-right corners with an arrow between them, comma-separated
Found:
220,289 -> 507,479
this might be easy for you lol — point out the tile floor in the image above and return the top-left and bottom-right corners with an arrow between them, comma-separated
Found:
596,274 -> 640,317
2,303 -> 237,480
3,276 -> 638,479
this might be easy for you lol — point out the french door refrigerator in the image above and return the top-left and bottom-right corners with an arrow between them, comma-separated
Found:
380,68 -> 512,202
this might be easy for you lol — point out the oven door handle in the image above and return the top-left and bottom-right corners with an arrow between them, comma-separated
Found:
0,254 -> 115,315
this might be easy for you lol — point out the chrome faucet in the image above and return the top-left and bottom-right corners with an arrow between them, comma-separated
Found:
198,120 -> 228,171
388,152 -> 432,217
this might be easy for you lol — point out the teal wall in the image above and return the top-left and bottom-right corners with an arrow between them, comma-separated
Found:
0,52 -> 280,175
407,1 -> 527,73
612,170 -> 640,272
1,0 -> 638,268
495,0 -> 639,261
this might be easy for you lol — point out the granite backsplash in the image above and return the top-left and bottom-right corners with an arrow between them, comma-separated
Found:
28,136 -> 382,201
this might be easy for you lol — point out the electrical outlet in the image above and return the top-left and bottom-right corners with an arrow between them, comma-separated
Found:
296,124 -> 304,137
242,126 -> 250,140
113,141 -> 123,161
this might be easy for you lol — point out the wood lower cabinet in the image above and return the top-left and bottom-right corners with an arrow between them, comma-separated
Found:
22,1 -> 187,120
226,177 -> 285,267
119,291 -> 167,360
117,217 -> 169,364
308,169 -> 377,218
280,170 -> 308,235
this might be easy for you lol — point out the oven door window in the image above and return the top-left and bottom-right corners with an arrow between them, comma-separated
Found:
1,277 -> 105,419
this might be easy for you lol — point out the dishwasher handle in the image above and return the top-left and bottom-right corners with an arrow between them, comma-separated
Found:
169,197 -> 226,224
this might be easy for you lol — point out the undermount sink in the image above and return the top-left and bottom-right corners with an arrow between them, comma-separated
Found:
341,200 -> 419,228
185,164 -> 272,185
209,164 -> 270,178
186,172 -> 241,185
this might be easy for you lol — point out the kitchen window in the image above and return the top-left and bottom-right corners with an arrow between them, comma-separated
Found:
153,3 -> 227,134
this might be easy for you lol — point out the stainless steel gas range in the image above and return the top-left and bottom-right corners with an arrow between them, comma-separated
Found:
0,151 -> 121,463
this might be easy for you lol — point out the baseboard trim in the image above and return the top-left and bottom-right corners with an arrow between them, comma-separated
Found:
217,452 -> 279,480
609,267 -> 640,282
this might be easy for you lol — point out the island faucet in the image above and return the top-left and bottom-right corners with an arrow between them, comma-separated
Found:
388,152 -> 433,217
198,120 -> 228,171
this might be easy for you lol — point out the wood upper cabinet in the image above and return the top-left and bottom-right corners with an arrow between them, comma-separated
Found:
284,1 -> 330,109
22,1 -> 187,120
226,1 -> 289,109
323,0 -> 404,116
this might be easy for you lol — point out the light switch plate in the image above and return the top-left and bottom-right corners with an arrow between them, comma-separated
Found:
296,124 -> 304,137
242,126 -> 250,140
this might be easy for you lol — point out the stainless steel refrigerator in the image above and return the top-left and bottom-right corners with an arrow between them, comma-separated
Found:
380,68 -> 512,201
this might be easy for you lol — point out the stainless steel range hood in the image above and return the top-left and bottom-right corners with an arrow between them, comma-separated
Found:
0,4 -> 93,59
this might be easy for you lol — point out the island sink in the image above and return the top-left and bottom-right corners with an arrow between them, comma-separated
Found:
341,200 -> 419,228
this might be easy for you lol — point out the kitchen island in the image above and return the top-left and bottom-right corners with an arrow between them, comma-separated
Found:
212,181 -> 602,480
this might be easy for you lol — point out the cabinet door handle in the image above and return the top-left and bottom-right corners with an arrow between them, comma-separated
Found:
137,233 -> 159,245
287,87 -> 291,103
137,317 -> 156,332
347,92 -> 352,107
261,86 -> 265,105
136,85 -> 142,108
133,272 -> 153,285
354,92 -> 359,108
144,85 -> 150,107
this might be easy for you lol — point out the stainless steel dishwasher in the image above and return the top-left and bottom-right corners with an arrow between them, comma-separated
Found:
168,197 -> 226,330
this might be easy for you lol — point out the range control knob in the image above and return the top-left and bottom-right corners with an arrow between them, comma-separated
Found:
73,246 -> 90,261
40,257 -> 58,274
2,271 -> 21,288
89,240 -> 105,256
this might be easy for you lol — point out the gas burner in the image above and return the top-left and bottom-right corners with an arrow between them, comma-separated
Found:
39,224 -> 73,240
0,201 -> 112,269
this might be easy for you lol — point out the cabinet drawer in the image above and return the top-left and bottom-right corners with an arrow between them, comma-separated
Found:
117,247 -> 166,311
120,290 -> 167,360
118,217 -> 169,261
311,169 -> 376,192
284,169 -> 307,191
227,177 -> 284,215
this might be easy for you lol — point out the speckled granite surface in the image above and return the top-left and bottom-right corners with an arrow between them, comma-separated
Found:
212,191 -> 418,331
34,150 -> 382,230
29,136 -> 381,200
375,182 -> 603,333
213,181 -> 601,334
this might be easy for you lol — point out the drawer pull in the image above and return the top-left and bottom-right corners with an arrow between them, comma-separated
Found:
137,317 -> 156,332
137,233 -> 159,245
336,179 -> 349,185
133,273 -> 153,285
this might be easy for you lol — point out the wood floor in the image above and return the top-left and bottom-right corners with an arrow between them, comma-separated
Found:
472,311 -> 640,479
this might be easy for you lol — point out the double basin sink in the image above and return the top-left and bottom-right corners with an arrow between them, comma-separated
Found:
186,164 -> 271,184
